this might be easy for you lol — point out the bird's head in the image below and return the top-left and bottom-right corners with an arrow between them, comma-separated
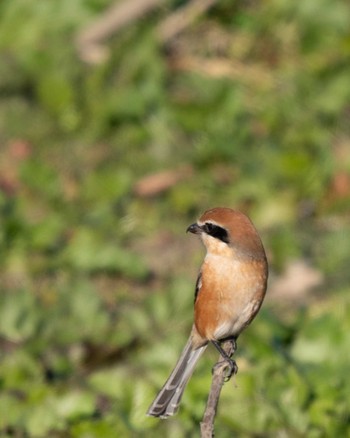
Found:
187,207 -> 266,260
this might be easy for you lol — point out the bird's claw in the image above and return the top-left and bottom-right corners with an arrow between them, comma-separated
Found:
212,358 -> 238,381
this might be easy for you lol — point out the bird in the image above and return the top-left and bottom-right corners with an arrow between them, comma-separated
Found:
147,207 -> 268,418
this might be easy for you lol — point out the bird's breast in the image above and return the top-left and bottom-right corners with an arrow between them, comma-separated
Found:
194,254 -> 267,341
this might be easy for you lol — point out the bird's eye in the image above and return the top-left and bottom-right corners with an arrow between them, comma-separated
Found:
205,223 -> 215,233
203,222 -> 229,243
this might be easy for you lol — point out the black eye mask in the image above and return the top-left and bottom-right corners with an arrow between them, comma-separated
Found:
203,222 -> 230,244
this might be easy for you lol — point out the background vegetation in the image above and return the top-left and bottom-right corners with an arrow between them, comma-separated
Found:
0,0 -> 350,436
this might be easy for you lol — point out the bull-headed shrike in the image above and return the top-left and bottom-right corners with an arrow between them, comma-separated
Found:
147,207 -> 268,418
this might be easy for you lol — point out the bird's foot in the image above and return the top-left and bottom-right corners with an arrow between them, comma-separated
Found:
212,358 -> 238,381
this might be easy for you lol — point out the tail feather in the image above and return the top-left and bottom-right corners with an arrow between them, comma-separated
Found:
147,337 -> 207,418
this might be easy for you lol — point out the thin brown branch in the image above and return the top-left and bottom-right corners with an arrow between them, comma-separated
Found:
157,0 -> 218,43
169,55 -> 275,89
76,0 -> 219,64
76,0 -> 165,63
200,339 -> 236,438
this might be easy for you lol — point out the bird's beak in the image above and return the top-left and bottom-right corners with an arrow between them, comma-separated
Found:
186,223 -> 202,234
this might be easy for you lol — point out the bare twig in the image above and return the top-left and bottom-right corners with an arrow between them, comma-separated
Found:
200,339 -> 236,438
76,0 -> 219,63
169,55 -> 275,89
76,0 -> 165,63
157,0 -> 218,43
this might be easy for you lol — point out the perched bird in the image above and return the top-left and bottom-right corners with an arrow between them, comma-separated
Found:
147,207 -> 268,418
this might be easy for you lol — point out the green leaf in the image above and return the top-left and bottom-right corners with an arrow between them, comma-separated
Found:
0,289 -> 41,342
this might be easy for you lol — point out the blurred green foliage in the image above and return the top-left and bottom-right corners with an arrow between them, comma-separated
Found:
0,0 -> 350,436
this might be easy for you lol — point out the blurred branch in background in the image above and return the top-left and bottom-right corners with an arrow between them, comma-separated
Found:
76,0 -> 218,64
76,0 -> 165,63
158,0 -> 218,42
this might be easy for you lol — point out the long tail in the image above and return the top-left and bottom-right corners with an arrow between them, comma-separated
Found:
147,336 -> 207,418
